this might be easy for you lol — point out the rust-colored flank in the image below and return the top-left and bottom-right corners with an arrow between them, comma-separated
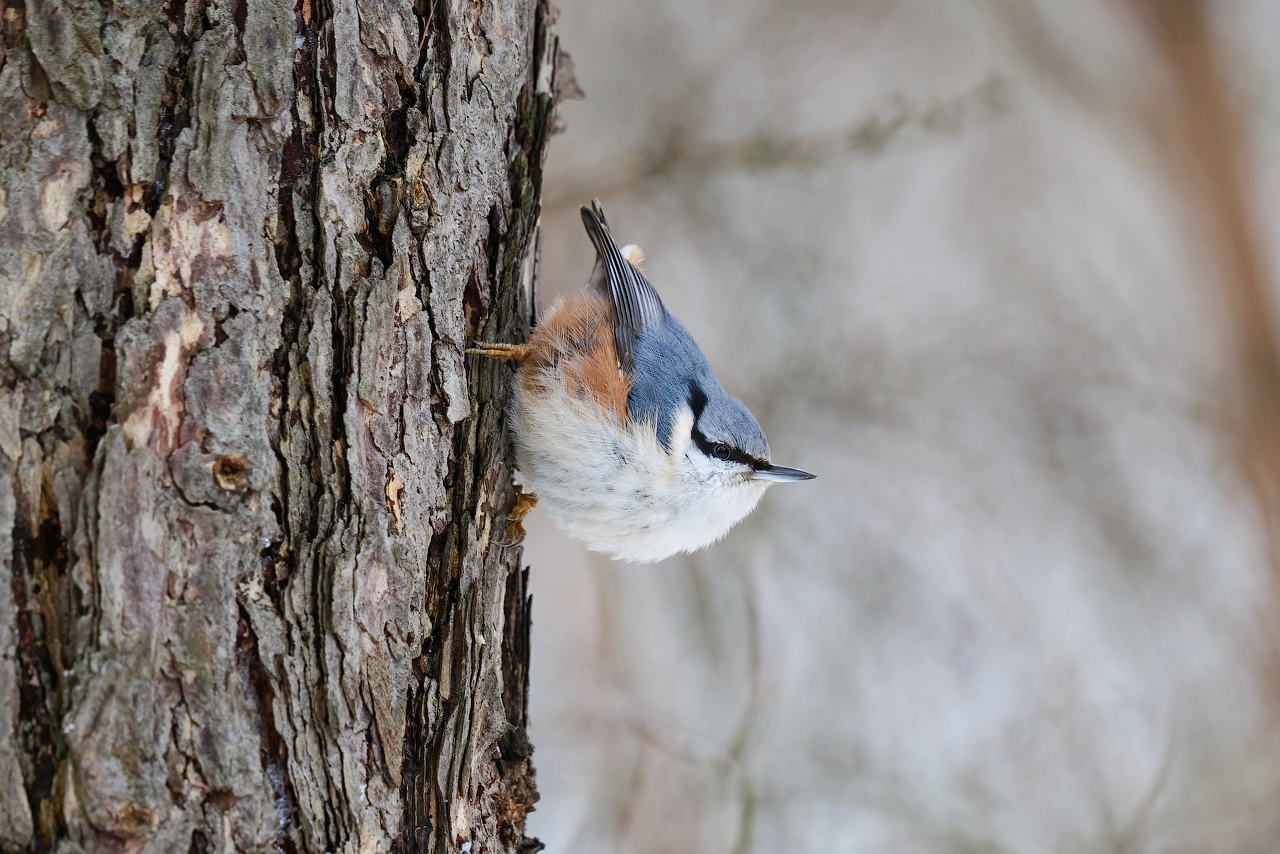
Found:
524,292 -> 631,421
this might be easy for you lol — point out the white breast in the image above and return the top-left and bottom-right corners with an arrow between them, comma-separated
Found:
511,375 -> 767,563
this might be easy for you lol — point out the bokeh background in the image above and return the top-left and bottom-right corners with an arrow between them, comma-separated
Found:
522,2 -> 1280,851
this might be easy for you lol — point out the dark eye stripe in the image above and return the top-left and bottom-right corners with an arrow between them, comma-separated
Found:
689,423 -> 767,469
686,382 -> 768,468
688,384 -> 708,420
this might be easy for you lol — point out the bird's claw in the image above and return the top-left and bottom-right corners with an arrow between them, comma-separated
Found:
493,488 -> 537,551
467,341 -> 532,361
494,521 -> 528,549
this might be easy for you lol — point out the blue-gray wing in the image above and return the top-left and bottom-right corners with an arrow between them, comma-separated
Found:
579,200 -> 666,374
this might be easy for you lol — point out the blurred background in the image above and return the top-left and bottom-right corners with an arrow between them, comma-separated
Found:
522,1 -> 1280,851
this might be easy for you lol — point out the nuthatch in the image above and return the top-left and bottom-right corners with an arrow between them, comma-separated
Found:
471,201 -> 814,563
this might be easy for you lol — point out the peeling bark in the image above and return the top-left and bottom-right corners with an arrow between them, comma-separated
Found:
0,0 -> 567,848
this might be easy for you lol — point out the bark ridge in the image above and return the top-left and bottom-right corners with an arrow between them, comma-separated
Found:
0,0 -> 570,849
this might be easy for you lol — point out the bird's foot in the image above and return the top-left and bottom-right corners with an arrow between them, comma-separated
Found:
495,487 -> 538,548
468,342 -> 532,361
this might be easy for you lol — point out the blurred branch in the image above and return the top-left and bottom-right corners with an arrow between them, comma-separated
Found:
545,76 -> 1013,212
1132,1 -> 1280,546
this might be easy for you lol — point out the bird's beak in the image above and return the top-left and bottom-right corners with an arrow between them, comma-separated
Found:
753,464 -> 816,482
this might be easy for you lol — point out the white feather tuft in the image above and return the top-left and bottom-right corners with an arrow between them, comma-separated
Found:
511,367 -> 766,563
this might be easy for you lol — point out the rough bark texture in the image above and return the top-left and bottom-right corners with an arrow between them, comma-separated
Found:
0,0 -> 567,847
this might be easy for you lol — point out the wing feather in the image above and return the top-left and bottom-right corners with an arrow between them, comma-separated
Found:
579,200 -> 666,374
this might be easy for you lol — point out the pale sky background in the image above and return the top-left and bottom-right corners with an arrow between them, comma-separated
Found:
523,2 -> 1280,852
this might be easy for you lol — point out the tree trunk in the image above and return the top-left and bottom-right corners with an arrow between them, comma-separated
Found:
0,0 -> 566,847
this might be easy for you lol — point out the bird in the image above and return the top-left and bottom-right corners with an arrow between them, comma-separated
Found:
469,200 -> 814,563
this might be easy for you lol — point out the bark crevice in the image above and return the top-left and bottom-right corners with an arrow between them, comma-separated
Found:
0,0 -> 562,847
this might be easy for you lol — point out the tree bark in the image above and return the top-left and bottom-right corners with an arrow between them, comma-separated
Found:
0,0 -> 565,848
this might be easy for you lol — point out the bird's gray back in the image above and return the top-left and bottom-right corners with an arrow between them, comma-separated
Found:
629,314 -> 769,460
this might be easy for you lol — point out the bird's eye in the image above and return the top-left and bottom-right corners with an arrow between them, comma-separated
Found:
712,443 -> 732,461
